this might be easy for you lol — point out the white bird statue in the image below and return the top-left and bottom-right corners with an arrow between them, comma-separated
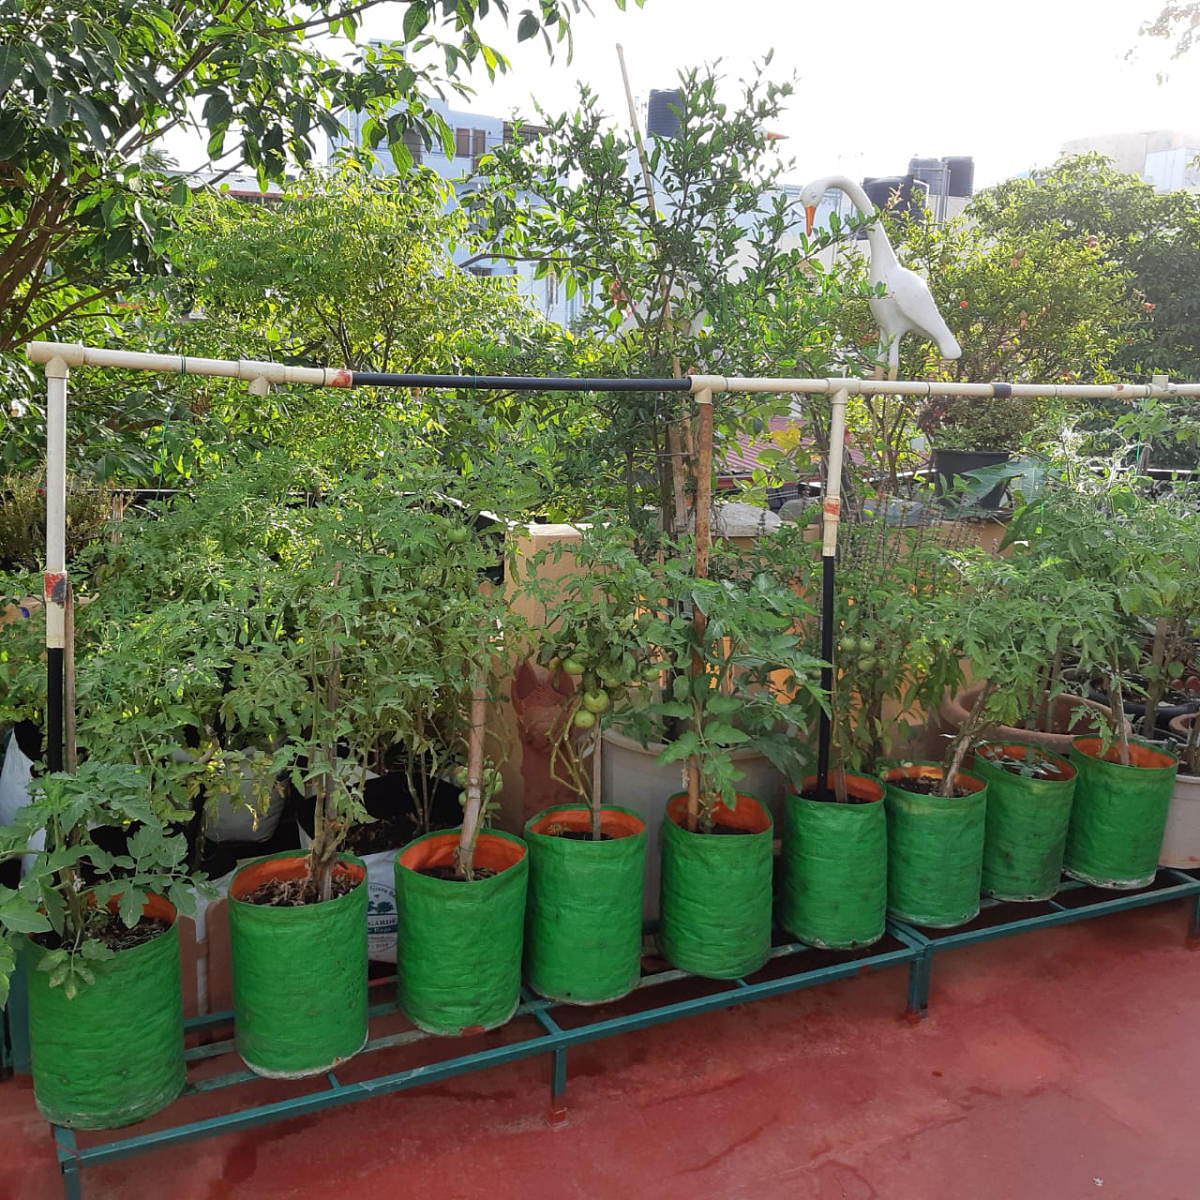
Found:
798,174 -> 961,376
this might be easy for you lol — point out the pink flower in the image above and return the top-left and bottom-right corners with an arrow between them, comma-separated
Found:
959,300 -> 968,308
1144,302 -> 1156,312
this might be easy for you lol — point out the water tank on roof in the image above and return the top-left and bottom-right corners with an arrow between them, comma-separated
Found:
908,157 -> 948,195
862,176 -> 902,211
944,156 -> 975,197
647,89 -> 684,139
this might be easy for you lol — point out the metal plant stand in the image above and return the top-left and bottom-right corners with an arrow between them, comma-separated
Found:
892,869 -> 1200,1018
3,870 -> 1200,1197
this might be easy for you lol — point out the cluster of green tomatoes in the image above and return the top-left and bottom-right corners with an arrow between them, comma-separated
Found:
450,763 -> 503,811
837,633 -> 878,675
542,641 -> 664,731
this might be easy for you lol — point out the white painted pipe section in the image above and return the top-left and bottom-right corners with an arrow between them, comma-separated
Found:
687,375 -> 1200,400
44,358 -> 68,650
822,387 -> 849,558
25,342 -> 350,388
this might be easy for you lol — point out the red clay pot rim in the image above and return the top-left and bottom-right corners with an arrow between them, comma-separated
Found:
230,852 -> 366,902
882,762 -> 987,795
789,773 -> 884,803
526,805 -> 646,839
975,741 -> 1076,783
396,829 -> 526,874
665,791 -> 771,833
1071,737 -> 1177,771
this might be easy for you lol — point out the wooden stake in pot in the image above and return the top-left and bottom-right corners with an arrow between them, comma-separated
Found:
816,387 -> 850,799
686,388 -> 714,832
455,680 -> 489,880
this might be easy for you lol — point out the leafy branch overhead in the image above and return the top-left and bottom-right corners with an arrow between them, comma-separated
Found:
0,0 -> 640,356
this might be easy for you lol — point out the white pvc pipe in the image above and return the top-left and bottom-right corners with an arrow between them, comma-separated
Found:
44,358 -> 68,651
822,387 -> 849,558
688,374 -> 1200,400
25,341 -> 1200,403
25,341 -> 349,388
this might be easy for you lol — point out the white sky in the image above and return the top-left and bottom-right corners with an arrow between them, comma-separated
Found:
359,0 -> 1200,188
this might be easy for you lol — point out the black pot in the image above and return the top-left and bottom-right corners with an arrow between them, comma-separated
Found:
932,449 -> 1012,511
1085,683 -> 1200,735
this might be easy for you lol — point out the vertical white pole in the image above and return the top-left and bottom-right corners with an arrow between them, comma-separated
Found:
816,387 -> 849,794
44,357 -> 69,772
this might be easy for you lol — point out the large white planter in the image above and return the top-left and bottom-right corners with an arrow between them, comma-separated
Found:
600,728 -> 784,918
1158,772 -> 1200,868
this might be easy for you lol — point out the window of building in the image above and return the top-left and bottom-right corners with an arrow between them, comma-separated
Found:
455,128 -> 471,158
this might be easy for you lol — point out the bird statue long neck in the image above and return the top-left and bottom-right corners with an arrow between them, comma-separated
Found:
823,174 -> 901,273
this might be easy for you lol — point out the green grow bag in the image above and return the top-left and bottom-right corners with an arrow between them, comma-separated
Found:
972,742 -> 1076,901
779,773 -> 886,949
229,850 -> 368,1078
883,763 -> 987,928
395,829 -> 528,1035
659,792 -> 773,979
1066,737 -> 1178,888
524,804 -> 646,1004
26,895 -> 185,1129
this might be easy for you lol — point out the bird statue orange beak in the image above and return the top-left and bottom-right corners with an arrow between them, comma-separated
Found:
805,205 -> 816,236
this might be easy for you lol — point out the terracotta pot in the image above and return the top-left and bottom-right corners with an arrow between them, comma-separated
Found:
939,686 -> 1126,757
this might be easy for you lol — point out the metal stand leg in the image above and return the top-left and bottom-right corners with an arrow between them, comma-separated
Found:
904,952 -> 932,1022
56,1129 -> 83,1200
7,950 -> 31,1074
547,1048 -> 569,1129
61,1157 -> 82,1200
1186,893 -> 1200,949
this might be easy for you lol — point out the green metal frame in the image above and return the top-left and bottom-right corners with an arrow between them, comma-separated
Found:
893,869 -> 1200,1017
43,932 -> 923,1200
7,868 -> 1200,1199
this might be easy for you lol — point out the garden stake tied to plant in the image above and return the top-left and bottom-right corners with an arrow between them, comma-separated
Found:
21,340 -> 1200,812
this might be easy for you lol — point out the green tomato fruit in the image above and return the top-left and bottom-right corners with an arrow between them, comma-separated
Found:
561,658 -> 585,676
573,708 -> 597,730
451,766 -> 469,788
447,526 -> 470,545
857,656 -> 876,672
546,655 -> 561,672
641,663 -> 662,681
582,690 -> 611,714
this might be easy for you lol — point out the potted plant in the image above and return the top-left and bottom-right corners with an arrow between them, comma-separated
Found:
918,393 -> 1039,510
1161,708 -> 1200,868
770,516 -> 961,950
0,760 -> 206,1128
519,522 -> 653,1004
226,551 -> 370,1078
636,537 -> 823,979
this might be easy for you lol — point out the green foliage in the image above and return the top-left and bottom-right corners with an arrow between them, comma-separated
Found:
0,0 -> 638,438
0,469 -> 111,569
0,760 -> 209,1003
468,63 -> 863,523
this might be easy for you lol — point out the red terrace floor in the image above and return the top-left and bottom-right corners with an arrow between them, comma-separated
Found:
5,902 -> 1200,1200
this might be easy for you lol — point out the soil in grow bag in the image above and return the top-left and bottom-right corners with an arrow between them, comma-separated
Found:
395,830 -> 528,1035
972,743 -> 1076,902
780,774 -> 886,950
883,764 -> 987,928
659,792 -> 773,980
523,805 -> 646,1005
31,911 -> 169,953
1066,737 -> 1178,888
229,851 -> 368,1078
888,775 -> 976,798
27,894 -> 185,1129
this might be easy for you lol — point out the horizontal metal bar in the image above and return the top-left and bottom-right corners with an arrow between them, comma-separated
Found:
350,372 -> 692,392
895,878 -> 1200,953
58,938 -> 918,1170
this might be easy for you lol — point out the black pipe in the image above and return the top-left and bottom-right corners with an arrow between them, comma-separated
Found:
816,553 -> 835,795
46,647 -> 63,774
349,373 -> 693,392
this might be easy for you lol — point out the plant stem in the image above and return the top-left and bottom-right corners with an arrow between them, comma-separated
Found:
686,393 -> 714,834
591,727 -> 602,840
1111,667 -> 1130,767
1142,616 -> 1171,741
941,682 -> 995,798
455,680 -> 488,880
